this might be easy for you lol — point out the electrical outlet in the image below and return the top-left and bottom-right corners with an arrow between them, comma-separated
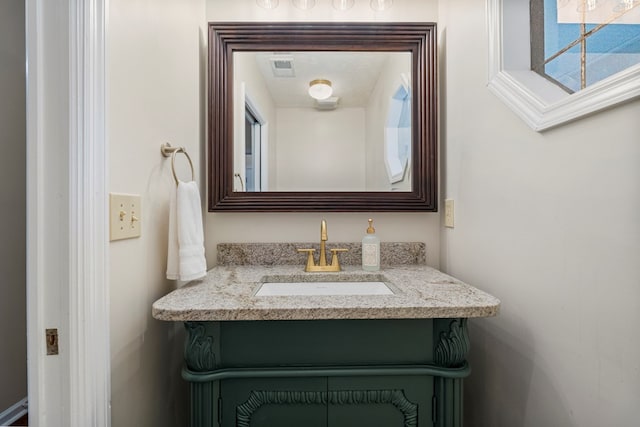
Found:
445,199 -> 455,228
109,193 -> 142,241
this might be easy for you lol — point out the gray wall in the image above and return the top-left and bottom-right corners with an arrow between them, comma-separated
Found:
440,0 -> 640,425
0,0 -> 27,414
108,0 -> 204,425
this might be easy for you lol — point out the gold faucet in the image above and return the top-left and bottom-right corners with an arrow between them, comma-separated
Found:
297,219 -> 348,272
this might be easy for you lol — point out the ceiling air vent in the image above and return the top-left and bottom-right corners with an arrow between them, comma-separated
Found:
269,55 -> 295,77
315,97 -> 340,111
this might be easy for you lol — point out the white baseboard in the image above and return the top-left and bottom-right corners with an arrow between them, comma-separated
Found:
0,397 -> 28,426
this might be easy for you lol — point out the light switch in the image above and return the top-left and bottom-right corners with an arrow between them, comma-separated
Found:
444,199 -> 455,228
110,193 -> 142,241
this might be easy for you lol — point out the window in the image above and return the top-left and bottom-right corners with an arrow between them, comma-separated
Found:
487,0 -> 640,131
384,81 -> 412,184
531,0 -> 640,93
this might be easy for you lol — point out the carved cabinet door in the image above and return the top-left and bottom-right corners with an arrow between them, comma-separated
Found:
327,376 -> 432,427
220,375 -> 433,427
220,377 -> 328,427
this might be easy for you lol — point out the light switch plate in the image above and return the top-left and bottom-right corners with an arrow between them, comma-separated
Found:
444,199 -> 455,228
110,193 -> 142,241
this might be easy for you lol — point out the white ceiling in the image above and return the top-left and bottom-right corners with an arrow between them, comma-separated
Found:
241,51 -> 408,109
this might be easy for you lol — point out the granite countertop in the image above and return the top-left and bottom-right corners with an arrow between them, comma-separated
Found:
152,264 -> 500,321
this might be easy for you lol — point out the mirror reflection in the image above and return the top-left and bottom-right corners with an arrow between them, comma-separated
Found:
233,51 -> 412,192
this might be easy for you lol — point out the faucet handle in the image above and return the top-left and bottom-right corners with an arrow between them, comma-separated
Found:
329,248 -> 349,268
297,248 -> 316,271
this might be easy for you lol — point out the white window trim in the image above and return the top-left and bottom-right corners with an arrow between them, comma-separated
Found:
27,0 -> 110,426
487,0 -> 640,131
68,1 -> 111,426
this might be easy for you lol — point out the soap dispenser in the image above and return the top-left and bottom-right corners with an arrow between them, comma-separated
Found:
362,218 -> 380,271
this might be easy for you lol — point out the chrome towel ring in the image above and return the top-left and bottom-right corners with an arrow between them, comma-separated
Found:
161,143 -> 195,185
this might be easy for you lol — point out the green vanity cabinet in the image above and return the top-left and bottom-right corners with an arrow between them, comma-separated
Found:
182,318 -> 470,427
152,260 -> 499,426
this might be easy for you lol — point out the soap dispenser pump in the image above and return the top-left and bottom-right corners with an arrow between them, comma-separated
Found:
362,218 -> 380,271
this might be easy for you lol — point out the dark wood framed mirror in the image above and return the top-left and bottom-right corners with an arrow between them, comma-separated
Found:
208,22 -> 437,212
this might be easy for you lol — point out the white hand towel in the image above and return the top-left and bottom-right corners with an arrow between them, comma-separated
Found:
166,181 -> 207,282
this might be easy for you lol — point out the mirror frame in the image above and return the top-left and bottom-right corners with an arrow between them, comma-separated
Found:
208,22 -> 437,212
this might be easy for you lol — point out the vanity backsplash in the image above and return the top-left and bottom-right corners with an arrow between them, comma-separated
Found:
217,242 -> 426,266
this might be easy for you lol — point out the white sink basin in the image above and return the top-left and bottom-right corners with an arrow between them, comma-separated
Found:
255,281 -> 394,296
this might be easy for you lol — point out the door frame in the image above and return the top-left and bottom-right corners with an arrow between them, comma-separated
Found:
26,0 -> 110,426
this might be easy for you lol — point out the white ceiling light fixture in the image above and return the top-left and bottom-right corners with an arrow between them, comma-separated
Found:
308,79 -> 333,100
333,0 -> 355,10
256,0 -> 279,9
370,0 -> 393,11
292,0 -> 316,10
576,0 -> 599,11
614,0 -> 636,12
